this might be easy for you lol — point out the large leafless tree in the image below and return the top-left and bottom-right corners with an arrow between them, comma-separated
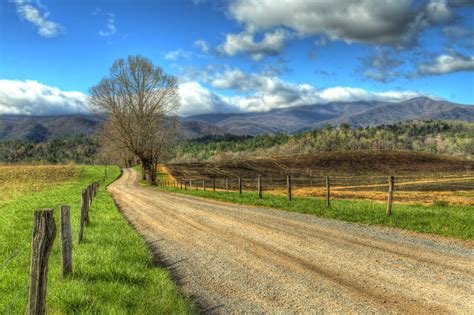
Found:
89,55 -> 179,184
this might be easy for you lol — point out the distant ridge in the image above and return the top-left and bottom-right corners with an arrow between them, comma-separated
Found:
1,97 -> 473,141
183,97 -> 474,135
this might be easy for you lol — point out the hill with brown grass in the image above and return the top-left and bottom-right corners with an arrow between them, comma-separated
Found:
166,150 -> 474,179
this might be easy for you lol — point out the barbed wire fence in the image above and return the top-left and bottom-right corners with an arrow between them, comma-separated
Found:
160,172 -> 474,209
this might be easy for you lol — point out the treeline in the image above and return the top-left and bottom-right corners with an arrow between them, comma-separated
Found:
173,120 -> 474,162
2,120 -> 472,164
0,135 -> 100,164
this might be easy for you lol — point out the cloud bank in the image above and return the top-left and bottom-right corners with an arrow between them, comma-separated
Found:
217,0 -> 473,60
178,68 -> 429,115
0,80 -> 88,115
0,76 -> 431,117
228,0 -> 459,47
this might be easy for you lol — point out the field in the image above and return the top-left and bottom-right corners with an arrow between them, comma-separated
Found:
156,150 -> 474,239
0,165 -> 193,314
166,150 -> 474,206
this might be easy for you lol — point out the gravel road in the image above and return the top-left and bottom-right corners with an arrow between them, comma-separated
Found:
108,169 -> 474,314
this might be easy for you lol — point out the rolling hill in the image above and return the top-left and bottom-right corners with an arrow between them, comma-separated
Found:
1,97 -> 473,141
0,114 -> 226,141
184,97 -> 474,135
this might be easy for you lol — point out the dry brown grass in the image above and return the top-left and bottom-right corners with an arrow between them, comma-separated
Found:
166,151 -> 474,206
0,164 -> 80,201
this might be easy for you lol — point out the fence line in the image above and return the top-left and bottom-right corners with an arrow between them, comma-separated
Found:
158,173 -> 474,210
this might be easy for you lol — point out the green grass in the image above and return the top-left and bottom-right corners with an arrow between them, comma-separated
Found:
0,165 -> 194,314
157,185 -> 474,240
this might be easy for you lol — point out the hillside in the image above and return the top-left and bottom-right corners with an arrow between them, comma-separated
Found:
167,150 -> 474,179
0,114 -> 226,141
1,98 -> 473,140
183,97 -> 474,135
173,120 -> 474,162
323,98 -> 474,128
0,115 -> 100,141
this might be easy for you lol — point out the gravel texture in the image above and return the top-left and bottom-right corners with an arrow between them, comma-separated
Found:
109,169 -> 474,314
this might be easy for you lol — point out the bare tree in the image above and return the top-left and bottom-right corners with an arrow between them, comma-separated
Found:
89,55 -> 179,184
97,128 -> 136,168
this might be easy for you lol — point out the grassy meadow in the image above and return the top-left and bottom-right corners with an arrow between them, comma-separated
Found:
0,165 -> 193,314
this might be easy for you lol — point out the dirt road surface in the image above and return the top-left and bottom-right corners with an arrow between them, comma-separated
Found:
108,169 -> 474,313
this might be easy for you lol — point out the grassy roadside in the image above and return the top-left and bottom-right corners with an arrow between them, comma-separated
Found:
157,185 -> 473,240
0,165 -> 194,314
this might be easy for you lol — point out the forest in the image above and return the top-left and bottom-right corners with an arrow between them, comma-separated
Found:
0,135 -> 100,164
173,120 -> 474,162
0,120 -> 472,164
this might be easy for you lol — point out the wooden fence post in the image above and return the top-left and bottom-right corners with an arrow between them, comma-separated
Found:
326,176 -> 330,207
184,181 -> 187,190
225,178 -> 229,191
287,175 -> 292,201
258,176 -> 262,199
28,209 -> 56,315
386,176 -> 395,216
78,190 -> 87,243
60,205 -> 73,277
213,179 -> 216,192
86,186 -> 91,208
203,180 -> 206,191
238,177 -> 242,195
84,189 -> 90,225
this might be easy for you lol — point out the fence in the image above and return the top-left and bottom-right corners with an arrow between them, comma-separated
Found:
158,172 -> 474,209
1,180 -> 102,315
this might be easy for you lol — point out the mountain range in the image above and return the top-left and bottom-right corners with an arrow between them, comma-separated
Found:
1,97 -> 473,141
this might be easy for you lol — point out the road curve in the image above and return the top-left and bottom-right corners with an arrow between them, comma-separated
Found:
108,168 -> 474,314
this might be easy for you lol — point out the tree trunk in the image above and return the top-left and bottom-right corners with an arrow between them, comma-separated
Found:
141,158 -> 157,185
141,164 -> 146,181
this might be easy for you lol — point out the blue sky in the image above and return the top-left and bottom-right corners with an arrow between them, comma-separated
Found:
0,0 -> 473,116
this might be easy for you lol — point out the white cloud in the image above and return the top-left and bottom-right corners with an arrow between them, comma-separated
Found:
227,0 -> 460,48
177,68 -> 429,115
178,81 -> 237,116
99,13 -> 116,37
0,80 -> 88,115
417,52 -> 474,75
165,49 -> 195,61
193,40 -> 210,53
209,68 -> 255,91
218,29 -> 291,60
0,78 -> 430,117
14,0 -> 62,38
